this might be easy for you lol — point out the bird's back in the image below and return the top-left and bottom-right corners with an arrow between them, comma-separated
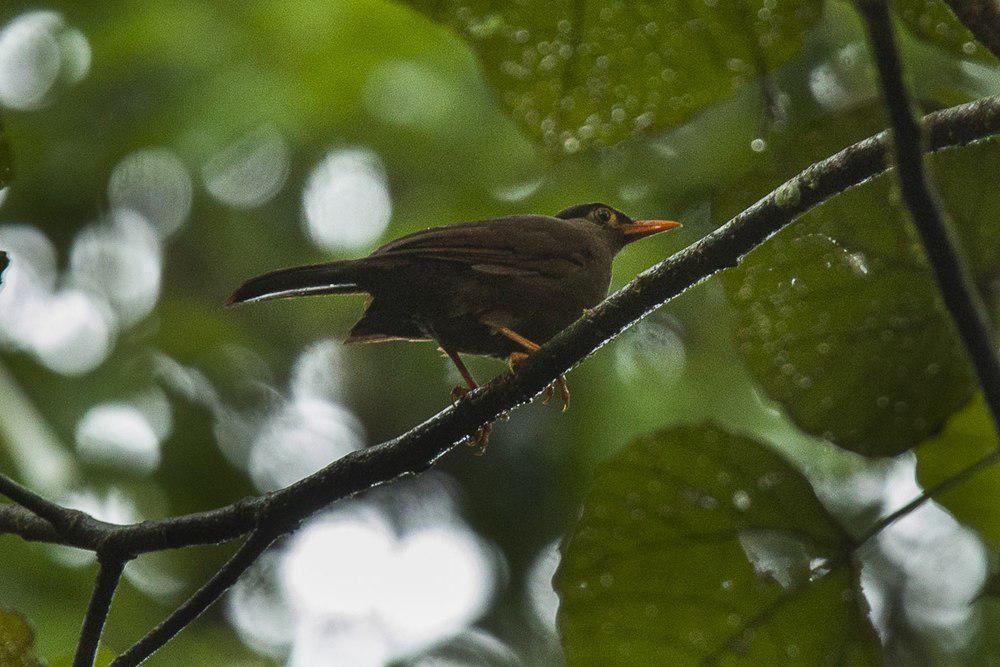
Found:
352,214 -> 616,355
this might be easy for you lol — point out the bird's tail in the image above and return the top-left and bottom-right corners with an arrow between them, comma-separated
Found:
226,260 -> 366,306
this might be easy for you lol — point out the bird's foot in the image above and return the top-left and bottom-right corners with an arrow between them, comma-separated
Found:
465,423 -> 492,455
508,353 -> 570,411
541,375 -> 571,412
507,351 -> 530,374
449,384 -> 492,453
451,383 -> 473,406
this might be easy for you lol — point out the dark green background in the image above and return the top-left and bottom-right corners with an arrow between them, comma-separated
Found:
0,0 -> 997,663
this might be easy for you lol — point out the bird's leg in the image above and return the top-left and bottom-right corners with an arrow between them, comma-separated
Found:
495,326 -> 541,353
507,351 -> 530,374
491,325 -> 570,412
441,347 -> 491,452
443,347 -> 478,404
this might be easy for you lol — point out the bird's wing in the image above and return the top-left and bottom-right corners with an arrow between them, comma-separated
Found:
369,216 -> 588,277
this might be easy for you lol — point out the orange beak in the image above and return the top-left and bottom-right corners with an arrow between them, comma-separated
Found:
622,219 -> 682,241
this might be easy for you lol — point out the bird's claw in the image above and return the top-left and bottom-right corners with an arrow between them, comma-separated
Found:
508,353 -> 570,411
466,423 -> 492,455
541,375 -> 570,412
451,384 -> 473,406
449,384 -> 492,453
507,352 -> 529,374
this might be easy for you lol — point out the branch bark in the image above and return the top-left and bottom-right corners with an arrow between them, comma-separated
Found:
859,0 -> 1000,434
74,556 -> 126,667
0,473 -> 94,533
942,0 -> 1000,59
112,530 -> 276,666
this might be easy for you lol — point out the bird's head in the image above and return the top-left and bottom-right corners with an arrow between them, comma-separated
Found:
554,202 -> 681,249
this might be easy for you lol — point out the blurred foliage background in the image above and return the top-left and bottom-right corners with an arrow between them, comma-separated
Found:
0,0 -> 998,664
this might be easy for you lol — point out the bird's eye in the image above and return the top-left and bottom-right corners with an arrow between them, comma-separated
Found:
596,208 -> 612,224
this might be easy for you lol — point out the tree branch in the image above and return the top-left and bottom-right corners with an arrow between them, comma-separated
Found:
111,529 -> 276,667
0,95 -> 999,663
0,99 -> 997,564
0,473 -> 125,557
0,473 -> 88,530
942,0 -> 1000,60
0,504 -> 69,544
859,1 -> 1000,435
856,445 -> 1000,547
97,95 -> 1000,662
74,556 -> 126,667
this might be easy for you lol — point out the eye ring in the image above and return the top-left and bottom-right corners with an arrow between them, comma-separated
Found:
596,208 -> 612,223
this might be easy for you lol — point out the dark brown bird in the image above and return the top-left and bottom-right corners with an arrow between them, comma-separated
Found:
228,203 -> 679,433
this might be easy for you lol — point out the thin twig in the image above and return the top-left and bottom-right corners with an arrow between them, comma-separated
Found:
859,1 -> 1000,434
111,529 -> 276,666
942,0 -> 1000,59
0,473 -> 87,531
74,556 -> 127,667
856,447 -> 1000,547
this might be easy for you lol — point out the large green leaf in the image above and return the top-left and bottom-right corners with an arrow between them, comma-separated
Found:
0,609 -> 40,667
555,424 -> 879,664
916,396 -> 1000,545
719,105 -> 1000,457
894,0 -> 998,66
400,0 -> 822,154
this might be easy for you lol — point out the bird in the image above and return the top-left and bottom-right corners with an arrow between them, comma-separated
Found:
227,203 -> 680,448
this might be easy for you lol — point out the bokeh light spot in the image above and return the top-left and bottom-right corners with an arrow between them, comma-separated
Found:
108,148 -> 193,237
0,11 -> 62,109
302,148 -> 392,252
69,210 -> 162,326
29,287 -> 115,375
380,526 -> 495,655
250,397 -> 364,491
281,509 -> 396,618
202,125 -> 291,209
76,403 -> 162,474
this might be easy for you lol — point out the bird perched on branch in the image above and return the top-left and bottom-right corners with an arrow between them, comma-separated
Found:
228,203 -> 680,449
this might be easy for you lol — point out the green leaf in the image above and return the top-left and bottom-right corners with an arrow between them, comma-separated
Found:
0,609 -> 40,667
400,0 -> 822,154
894,0 -> 998,66
916,395 -> 1000,546
719,105 -> 1000,457
555,424 -> 879,664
